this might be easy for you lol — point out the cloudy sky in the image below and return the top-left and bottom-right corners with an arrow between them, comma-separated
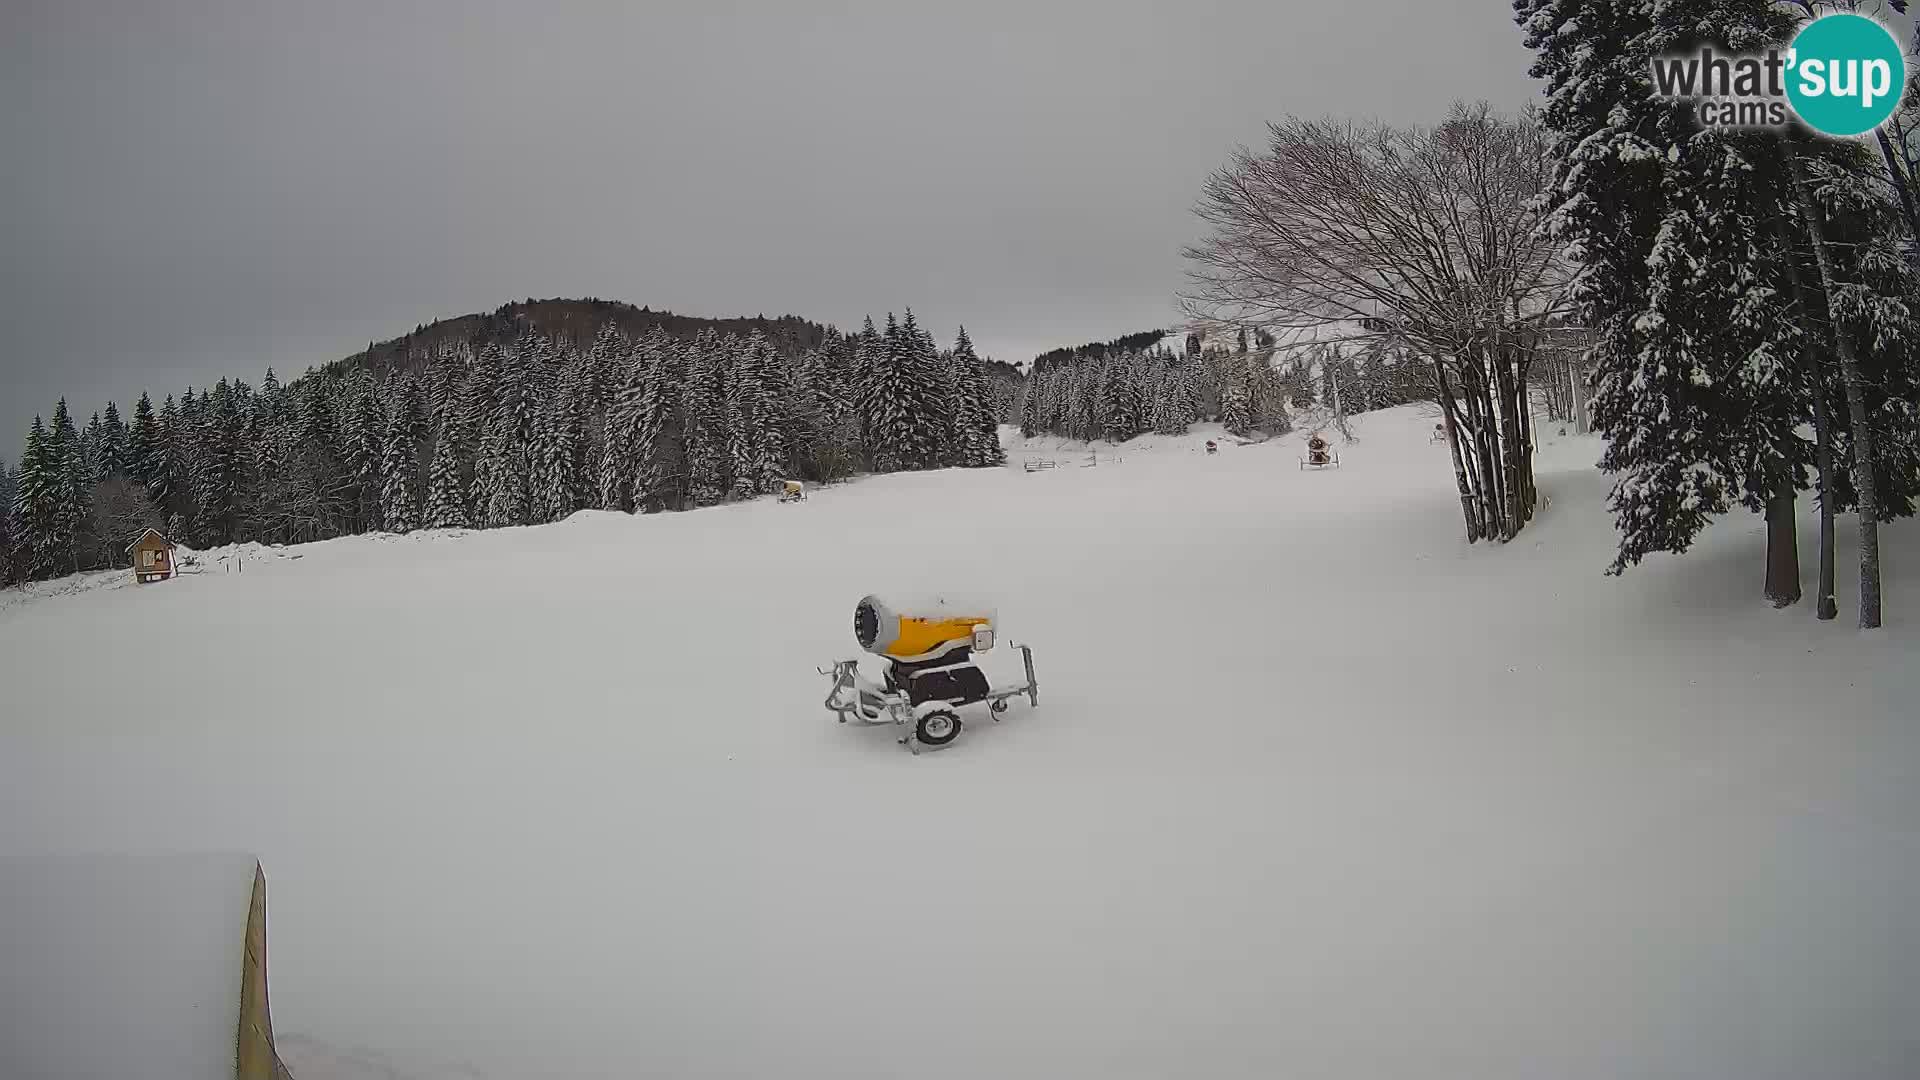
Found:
2,0 -> 1538,443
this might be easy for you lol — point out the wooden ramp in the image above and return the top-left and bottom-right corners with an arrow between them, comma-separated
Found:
0,853 -> 292,1080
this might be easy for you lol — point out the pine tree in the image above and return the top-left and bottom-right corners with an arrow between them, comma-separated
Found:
47,401 -> 88,570
1521,0 -> 1828,584
259,368 -> 283,419
529,388 -> 583,523
127,392 -> 159,489
190,380 -> 242,546
898,310 -> 946,468
427,346 -> 469,432
337,373 -> 386,532
424,426 -> 470,530
682,332 -> 730,505
380,413 -> 420,533
1220,357 -> 1252,436
15,417 -> 70,579
948,328 -> 1004,466
851,316 -> 884,462
81,413 -> 105,485
98,402 -> 127,480
598,360 -> 641,512
476,334 -> 543,527
630,334 -> 680,509
725,331 -> 784,495
271,380 -> 343,543
0,457 -> 18,587
859,310 -> 946,471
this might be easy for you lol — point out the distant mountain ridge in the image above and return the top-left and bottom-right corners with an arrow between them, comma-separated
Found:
326,297 -> 835,379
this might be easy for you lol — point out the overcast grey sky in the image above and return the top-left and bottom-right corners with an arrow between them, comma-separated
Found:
1,0 -> 1538,443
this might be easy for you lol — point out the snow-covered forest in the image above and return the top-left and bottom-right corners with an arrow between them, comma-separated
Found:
1515,0 -> 1920,629
0,308 -> 1011,583
1018,328 -> 1449,444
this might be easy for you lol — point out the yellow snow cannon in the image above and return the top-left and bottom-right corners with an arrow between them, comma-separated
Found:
854,594 -> 997,661
821,594 -> 1039,753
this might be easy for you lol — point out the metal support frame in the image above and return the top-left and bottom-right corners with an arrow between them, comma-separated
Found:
817,644 -> 1038,754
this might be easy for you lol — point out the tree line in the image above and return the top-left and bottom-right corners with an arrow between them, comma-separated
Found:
1519,0 -> 1920,629
1016,328 -> 1433,443
1179,2 -> 1920,629
0,310 -> 1009,585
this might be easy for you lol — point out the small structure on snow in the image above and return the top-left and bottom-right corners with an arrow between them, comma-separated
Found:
1301,433 -> 1340,470
778,479 -> 807,503
127,529 -> 178,583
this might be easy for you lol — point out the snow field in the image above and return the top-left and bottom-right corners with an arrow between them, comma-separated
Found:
2,405 -> 1915,1080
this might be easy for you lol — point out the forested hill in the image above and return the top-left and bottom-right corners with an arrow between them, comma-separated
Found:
329,298 -> 833,381
1032,329 -> 1167,369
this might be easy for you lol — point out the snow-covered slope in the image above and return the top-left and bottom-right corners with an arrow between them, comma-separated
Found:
2,405 -> 1915,1080
0,853 -> 264,1080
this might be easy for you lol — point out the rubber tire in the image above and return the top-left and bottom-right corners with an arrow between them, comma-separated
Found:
916,707 -> 962,746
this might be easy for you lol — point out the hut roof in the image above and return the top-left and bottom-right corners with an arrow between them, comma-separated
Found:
125,528 -> 176,553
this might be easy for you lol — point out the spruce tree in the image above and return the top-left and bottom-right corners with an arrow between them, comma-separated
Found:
15,417 -> 70,579
1520,0 -> 1831,584
598,359 -> 642,512
630,334 -> 679,509
682,332 -> 730,505
380,413 -> 420,533
725,331 -> 784,495
1220,358 -> 1252,436
896,309 -> 945,468
950,328 -> 1004,466
529,390 -> 583,523
81,413 -> 105,485
424,426 -> 470,530
0,458 -> 17,587
191,380 -> 242,546
852,316 -> 884,462
127,392 -> 159,489
98,402 -> 127,480
259,369 -> 283,420
477,335 -> 543,527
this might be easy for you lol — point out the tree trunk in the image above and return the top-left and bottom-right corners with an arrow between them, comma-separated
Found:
1432,358 -> 1483,542
1764,478 -> 1801,608
1874,127 -> 1920,241
1568,356 -> 1588,435
1468,351 -> 1510,540
1812,384 -> 1840,621
1790,151 -> 1883,629
1777,217 -> 1839,622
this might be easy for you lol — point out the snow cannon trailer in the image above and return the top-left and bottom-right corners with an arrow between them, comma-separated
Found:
820,594 -> 1039,754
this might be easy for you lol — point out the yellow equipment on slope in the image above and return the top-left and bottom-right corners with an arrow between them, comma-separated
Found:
854,594 -> 997,661
823,594 -> 1039,753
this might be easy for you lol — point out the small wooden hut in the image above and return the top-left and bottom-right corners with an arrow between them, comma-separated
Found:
128,528 -> 177,584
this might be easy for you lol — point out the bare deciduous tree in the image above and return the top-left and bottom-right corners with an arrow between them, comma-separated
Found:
1183,103 -> 1573,542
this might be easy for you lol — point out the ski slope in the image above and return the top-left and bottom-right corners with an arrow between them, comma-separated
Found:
2,405 -> 1916,1080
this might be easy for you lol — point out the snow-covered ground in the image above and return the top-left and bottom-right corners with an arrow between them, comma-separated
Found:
0,853 -> 263,1080
3,405 -> 1916,1080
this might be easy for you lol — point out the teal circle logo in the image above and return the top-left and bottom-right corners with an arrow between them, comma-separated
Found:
1786,14 -> 1906,137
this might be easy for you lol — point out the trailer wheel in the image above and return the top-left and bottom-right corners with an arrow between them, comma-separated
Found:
916,707 -> 962,746
990,698 -> 1009,718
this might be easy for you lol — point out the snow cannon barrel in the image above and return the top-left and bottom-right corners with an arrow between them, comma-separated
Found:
854,594 -> 998,662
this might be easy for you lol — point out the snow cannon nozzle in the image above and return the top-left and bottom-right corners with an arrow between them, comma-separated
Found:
854,594 -> 998,661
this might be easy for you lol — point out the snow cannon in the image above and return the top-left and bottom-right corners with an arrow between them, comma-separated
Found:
821,594 -> 1040,754
853,594 -> 997,662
